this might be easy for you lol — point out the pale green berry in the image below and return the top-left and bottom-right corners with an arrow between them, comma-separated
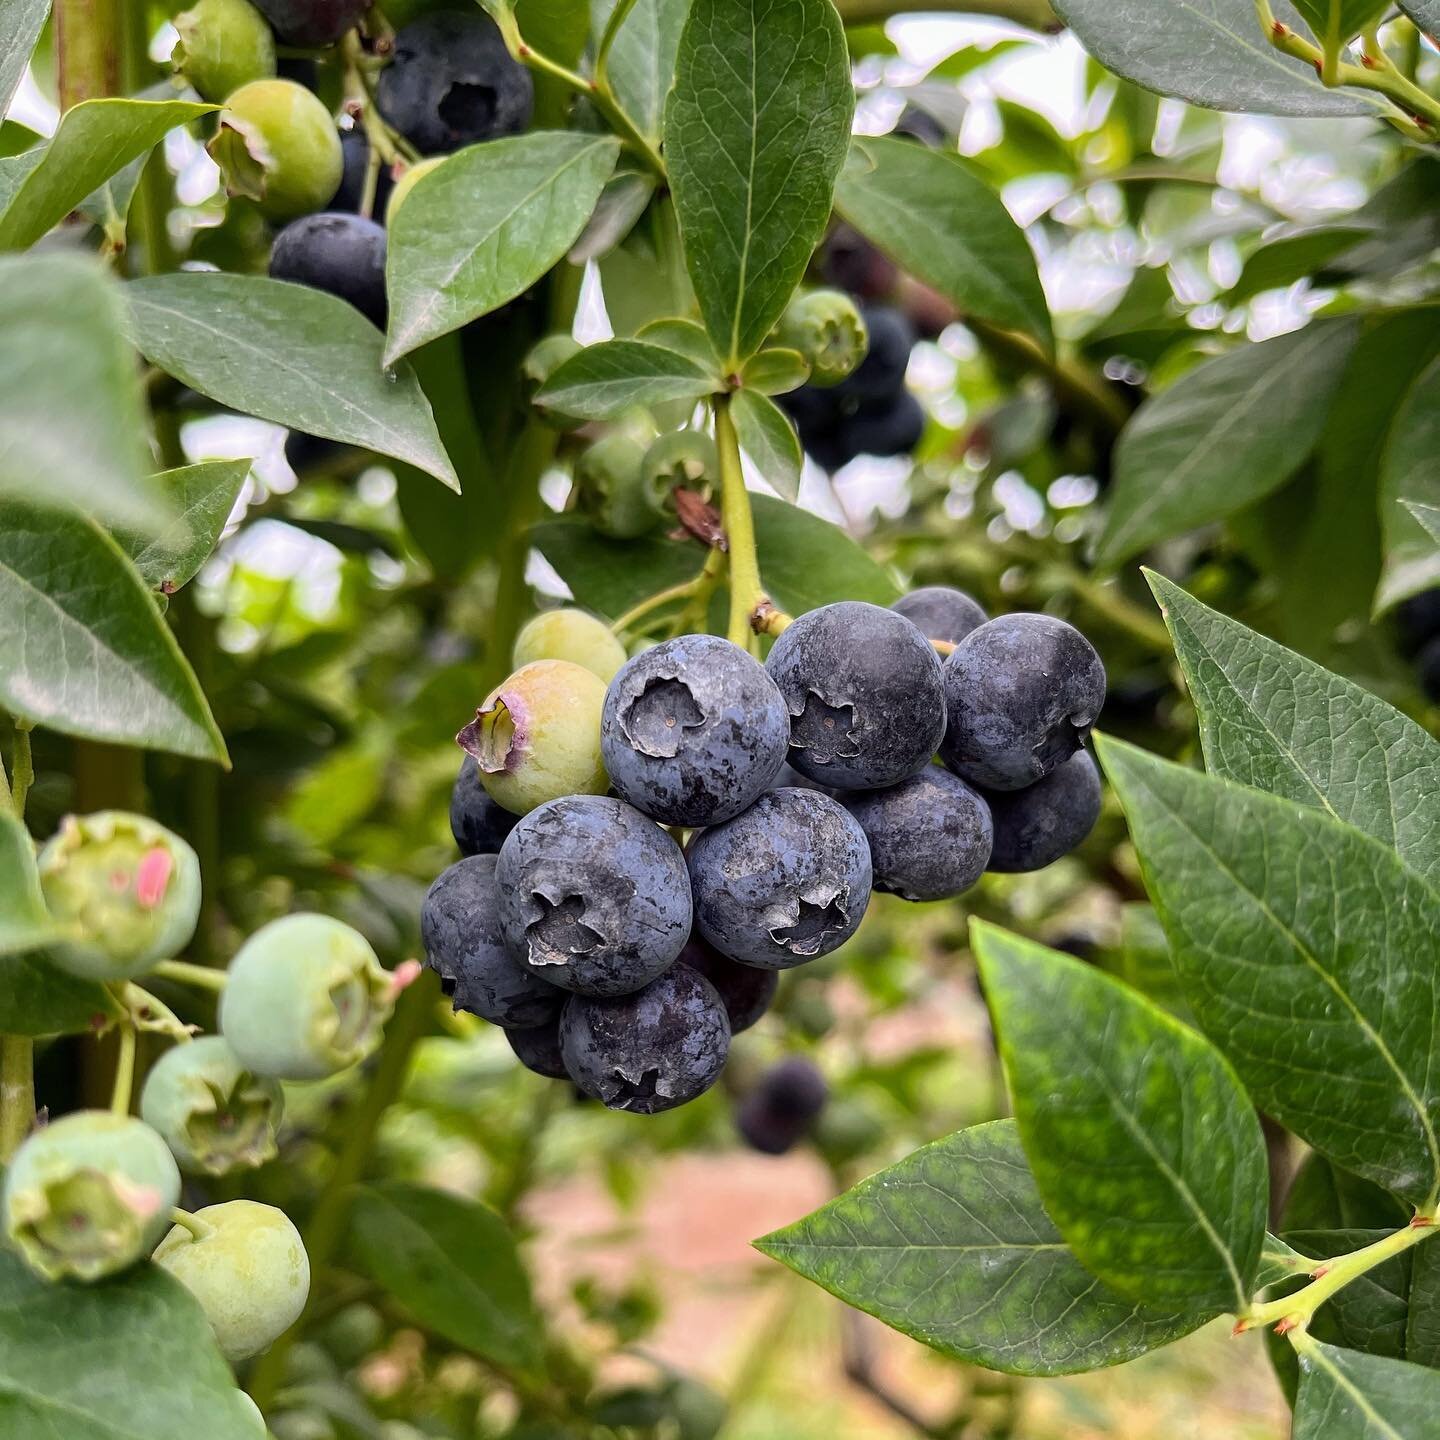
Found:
574,428 -> 664,538
457,660 -> 608,815
139,1035 -> 284,1176
641,429 -> 718,499
777,289 -> 868,387
523,332 -> 581,388
219,914 -> 394,1080
173,0 -> 276,103
208,79 -> 343,221
38,811 -> 201,981
154,1200 -> 310,1362
512,608 -> 627,682
2,1111 -> 180,1282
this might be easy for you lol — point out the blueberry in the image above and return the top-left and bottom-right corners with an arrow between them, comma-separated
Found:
778,384 -> 853,472
506,1016 -> 569,1078
154,1200 -> 310,1361
818,222 -> 899,301
939,613 -> 1106,791
891,586 -> 987,645
251,0 -> 370,46
831,304 -> 913,405
678,936 -> 778,1034
687,788 -> 871,969
776,289 -> 868,387
1397,587 -> 1440,657
496,796 -> 691,996
332,128 -> 394,217
173,0 -> 275,103
602,635 -> 790,826
421,855 -> 562,1027
842,767 -> 992,902
1419,635 -> 1440,703
449,755 -> 518,855
736,1056 -> 828,1154
641,429 -> 719,496
841,388 -> 925,459
893,104 -> 947,147
513,607 -> 628,682
984,749 -> 1102,872
269,212 -> 387,326
377,10 -> 533,155
560,966 -> 730,1113
574,427 -> 665,538
770,761 -> 834,797
766,601 -> 946,790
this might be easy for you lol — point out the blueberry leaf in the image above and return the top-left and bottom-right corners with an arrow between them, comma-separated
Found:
0,499 -> 228,764
0,98 -> 214,251
740,348 -> 808,396
756,1117 -> 1206,1375
972,921 -> 1267,1312
0,812 -> 62,959
592,0 -> 691,142
1400,1 -> 1440,34
0,1248 -> 262,1438
1146,572 -> 1440,888
751,494 -> 898,611
1376,353 -> 1440,613
536,339 -> 718,420
531,519 -> 701,615
1096,734 -> 1440,1207
665,0 -> 853,366
0,0 -> 50,121
834,136 -> 1051,351
125,272 -> 459,491
348,1182 -> 544,1370
1053,0 -> 1385,117
1405,500 -> 1440,548
112,460 -> 250,594
1095,318 -> 1360,567
1293,1339 -> 1440,1437
384,131 -> 620,364
732,390 -> 802,502
1292,0 -> 1389,43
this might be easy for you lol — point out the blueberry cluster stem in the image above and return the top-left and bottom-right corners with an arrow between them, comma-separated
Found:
714,394 -> 769,650
153,958 -> 229,992
0,1036 -> 34,1163
110,1016 -> 137,1116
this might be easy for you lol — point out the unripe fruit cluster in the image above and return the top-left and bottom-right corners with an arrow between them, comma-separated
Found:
424,592 -> 1105,1116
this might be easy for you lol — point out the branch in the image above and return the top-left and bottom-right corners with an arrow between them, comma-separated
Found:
831,0 -> 1061,32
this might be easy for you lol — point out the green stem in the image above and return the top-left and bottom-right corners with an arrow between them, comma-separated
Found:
594,0 -> 639,93
54,0 -> 123,108
110,1019 -> 137,1116
121,983 -> 196,1042
11,722 -> 33,816
169,1206 -> 214,1242
152,958 -> 228,992
714,395 -> 767,649
0,1037 -> 35,1162
610,577 -> 704,633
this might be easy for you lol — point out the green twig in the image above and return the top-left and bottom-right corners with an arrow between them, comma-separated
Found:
110,1019 -> 137,1117
152,959 -> 228,993
11,722 -> 33,816
0,1037 -> 35,1163
611,577 -> 706,633
714,395 -> 768,649
169,1206 -> 214,1242
595,0 -> 639,93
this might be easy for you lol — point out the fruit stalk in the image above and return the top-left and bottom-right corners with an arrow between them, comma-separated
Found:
714,393 -> 766,649
54,0 -> 123,107
0,1036 -> 34,1163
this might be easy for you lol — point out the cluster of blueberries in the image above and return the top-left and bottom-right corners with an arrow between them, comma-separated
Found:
174,0 -> 530,326
421,588 -> 1105,1118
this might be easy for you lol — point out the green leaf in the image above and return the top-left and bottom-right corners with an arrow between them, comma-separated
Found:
635,316 -> 721,370
972,921 -> 1267,1312
1226,226 -> 1369,304
1408,1238 -> 1440,1367
0,499 -> 228,763
0,146 -> 41,213
348,1182 -> 544,1369
1053,0 -> 1384,117
1376,352 -> 1440,613
592,0 -> 691,142
752,494 -> 898,612
755,1118 -> 1204,1376
732,391 -> 802,502
125,273 -> 459,491
1400,1 -> 1440,36
1405,501 -> 1440,548
665,0 -> 853,365
0,253 -> 166,535
835,136 -> 1051,350
1146,572 -> 1440,889
0,99 -> 212,251
536,339 -> 717,420
1293,1339 -> 1440,1438
113,460 -> 250,593
1096,734 -> 1440,1207
1292,0 -> 1389,44
384,131 -> 620,363
740,348 -> 807,396
0,0 -> 50,121
531,520 -> 701,615
0,1248 -> 263,1438
1096,319 -> 1359,567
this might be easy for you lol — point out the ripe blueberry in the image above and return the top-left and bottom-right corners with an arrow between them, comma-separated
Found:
560,966 -> 730,1114
687,788 -> 872,969
574,427 -> 665,538
377,11 -> 533,155
140,1034 -> 284,1176
819,222 -> 899,301
39,811 -> 202,981
778,383 -> 853,472
449,755 -> 518,855
940,613 -> 1106,791
892,586 -> 987,645
776,289 -> 868,387
506,1016 -> 569,1078
1397,587 -> 1440,657
736,1057 -> 828,1155
173,0 -> 276,103
421,855 -> 562,1027
602,634 -> 789,826
513,607 -> 628,682
831,304 -> 913,404
842,388 -> 925,459
457,659 -> 609,816
220,913 -> 394,1080
1418,635 -> 1440,703
766,601 -> 946,790
2,1112 -> 180,1282
677,936 -> 778,1034
331,128 -> 395,217
984,749 -> 1102,872
496,796 -> 691,996
154,1200 -> 310,1361
269,212 -> 387,326
250,0 -> 370,46
842,767 -> 992,902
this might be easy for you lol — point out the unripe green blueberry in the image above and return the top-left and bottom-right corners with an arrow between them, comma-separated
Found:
209,79 -> 343,221
272,1415 -> 338,1440
457,660 -> 608,815
38,811 -> 202,981
317,1300 -> 384,1364
139,1035 -> 284,1176
513,608 -> 627,682
219,914 -> 394,1080
641,429 -> 719,500
2,1111 -> 181,1282
154,1200 -> 310,1362
777,289 -> 868,387
574,428 -> 664,538
523,332 -> 581,389
385,155 -> 444,216
173,0 -> 276,103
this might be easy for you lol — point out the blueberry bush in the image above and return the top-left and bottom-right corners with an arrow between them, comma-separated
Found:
3,0 -> 1440,1434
